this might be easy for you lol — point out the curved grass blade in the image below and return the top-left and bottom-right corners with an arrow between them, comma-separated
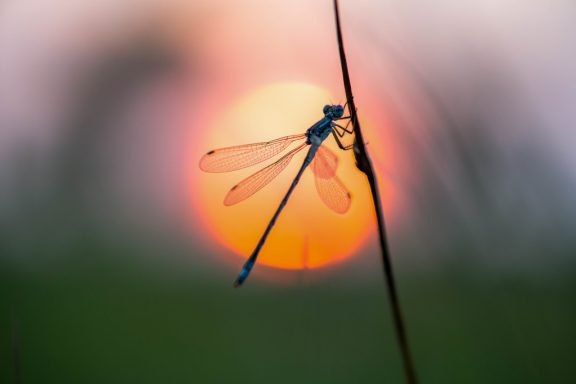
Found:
312,146 -> 350,214
333,1 -> 418,382
200,134 -> 306,173
224,143 -> 307,205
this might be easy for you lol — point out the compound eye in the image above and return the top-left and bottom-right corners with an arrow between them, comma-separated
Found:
323,105 -> 331,114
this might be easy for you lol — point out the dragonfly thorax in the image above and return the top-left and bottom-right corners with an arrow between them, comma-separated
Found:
305,119 -> 331,144
305,104 -> 344,145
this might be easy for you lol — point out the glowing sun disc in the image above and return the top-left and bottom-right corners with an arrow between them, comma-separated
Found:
193,82 -> 375,270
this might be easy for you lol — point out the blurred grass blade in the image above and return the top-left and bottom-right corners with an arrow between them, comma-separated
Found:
332,1 -> 419,383
12,315 -> 22,384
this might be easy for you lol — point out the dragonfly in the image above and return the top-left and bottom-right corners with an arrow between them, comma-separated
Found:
200,104 -> 355,287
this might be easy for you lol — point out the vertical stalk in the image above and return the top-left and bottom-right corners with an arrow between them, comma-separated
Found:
332,1 -> 418,383
12,315 -> 22,384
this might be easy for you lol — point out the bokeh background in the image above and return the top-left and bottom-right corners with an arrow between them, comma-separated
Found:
1,0 -> 575,382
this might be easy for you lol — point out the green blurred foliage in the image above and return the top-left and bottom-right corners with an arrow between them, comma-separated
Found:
1,254 -> 575,384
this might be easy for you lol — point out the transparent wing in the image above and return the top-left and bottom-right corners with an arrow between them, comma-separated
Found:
224,143 -> 308,206
311,146 -> 351,214
310,145 -> 338,179
200,134 -> 306,173
314,175 -> 351,214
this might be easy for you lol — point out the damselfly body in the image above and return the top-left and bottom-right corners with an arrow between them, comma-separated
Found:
200,104 -> 354,286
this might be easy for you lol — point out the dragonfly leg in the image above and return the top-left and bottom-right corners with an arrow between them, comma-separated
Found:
333,121 -> 354,135
343,102 -> 357,116
334,116 -> 354,132
331,130 -> 354,150
335,103 -> 357,120
345,116 -> 353,131
333,124 -> 347,137
342,101 -> 357,116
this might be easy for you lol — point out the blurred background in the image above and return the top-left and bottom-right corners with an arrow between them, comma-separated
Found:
1,0 -> 575,382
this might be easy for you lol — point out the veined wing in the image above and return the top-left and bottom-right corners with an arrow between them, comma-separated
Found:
200,134 -> 306,173
311,145 -> 351,214
310,145 -> 338,179
224,143 -> 308,205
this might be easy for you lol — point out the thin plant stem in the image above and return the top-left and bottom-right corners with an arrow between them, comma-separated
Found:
11,314 -> 22,384
332,1 -> 418,383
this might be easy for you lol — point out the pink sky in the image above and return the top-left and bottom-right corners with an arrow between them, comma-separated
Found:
2,0 -> 576,272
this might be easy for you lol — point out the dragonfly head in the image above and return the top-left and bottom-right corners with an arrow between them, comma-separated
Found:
323,104 -> 344,119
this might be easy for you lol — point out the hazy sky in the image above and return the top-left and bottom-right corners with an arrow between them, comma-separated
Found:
1,0 -> 575,271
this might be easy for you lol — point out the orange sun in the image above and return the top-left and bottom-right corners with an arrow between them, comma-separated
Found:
193,82 -> 379,270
